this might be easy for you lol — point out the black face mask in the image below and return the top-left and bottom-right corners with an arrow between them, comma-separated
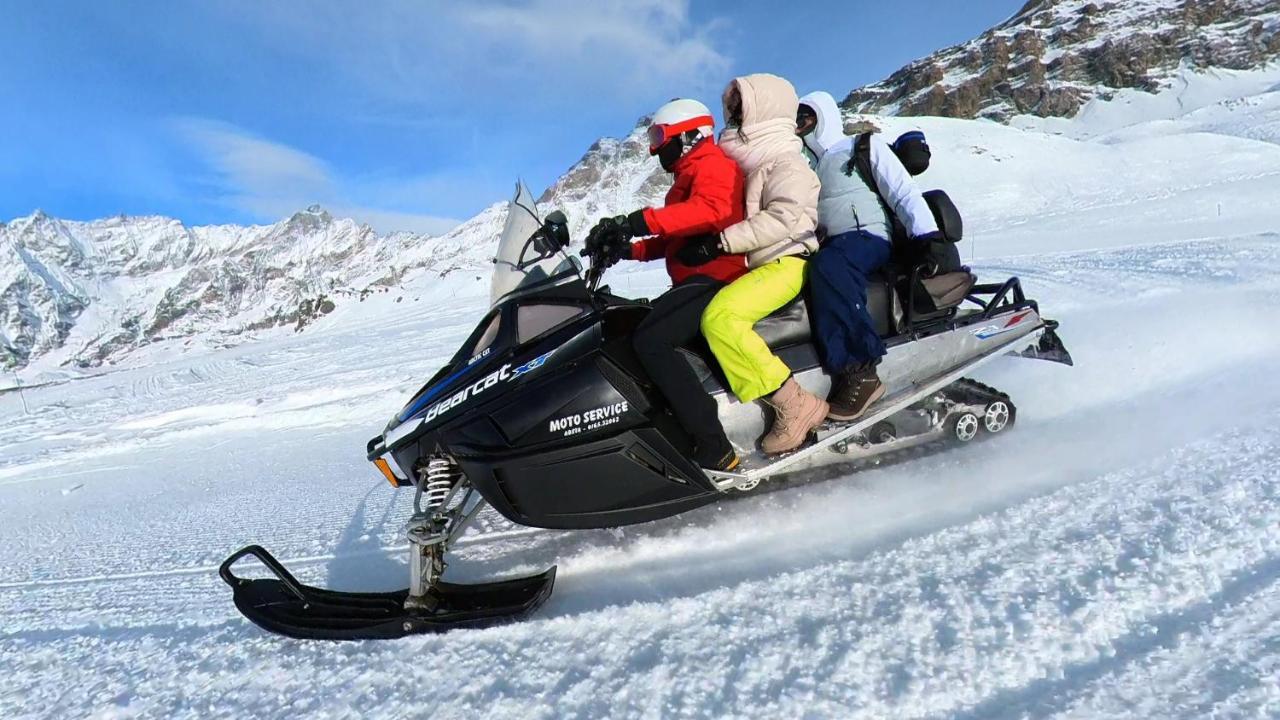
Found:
796,107 -> 817,138
657,137 -> 684,172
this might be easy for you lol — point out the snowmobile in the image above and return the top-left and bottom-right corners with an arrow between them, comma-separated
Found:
220,183 -> 1072,640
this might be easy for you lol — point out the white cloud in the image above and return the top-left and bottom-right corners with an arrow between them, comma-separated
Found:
177,119 -> 332,199
454,0 -> 730,93
167,2 -> 733,232
217,0 -> 731,105
175,118 -> 461,235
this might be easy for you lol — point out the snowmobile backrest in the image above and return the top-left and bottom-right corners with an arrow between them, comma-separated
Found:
924,190 -> 962,243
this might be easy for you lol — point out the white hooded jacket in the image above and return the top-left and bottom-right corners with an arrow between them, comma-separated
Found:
797,91 -> 938,242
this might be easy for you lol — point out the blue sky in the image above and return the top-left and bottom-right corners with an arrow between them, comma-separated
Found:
1,1 -> 1018,234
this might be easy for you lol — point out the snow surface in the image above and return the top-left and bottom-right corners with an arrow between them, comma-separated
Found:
3,74 -> 1280,719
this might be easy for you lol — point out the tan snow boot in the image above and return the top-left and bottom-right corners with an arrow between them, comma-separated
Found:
761,377 -> 829,455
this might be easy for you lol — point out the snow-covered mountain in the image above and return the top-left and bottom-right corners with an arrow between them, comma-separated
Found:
0,205 -> 498,373
846,0 -> 1280,119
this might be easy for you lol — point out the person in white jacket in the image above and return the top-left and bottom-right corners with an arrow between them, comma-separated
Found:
797,90 -> 943,420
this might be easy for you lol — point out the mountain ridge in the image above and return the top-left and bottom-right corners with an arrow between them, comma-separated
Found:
845,0 -> 1280,119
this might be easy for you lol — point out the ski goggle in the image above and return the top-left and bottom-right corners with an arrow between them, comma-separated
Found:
647,115 -> 714,155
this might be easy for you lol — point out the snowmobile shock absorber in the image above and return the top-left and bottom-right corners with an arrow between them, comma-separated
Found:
404,455 -> 466,609
422,456 -> 462,511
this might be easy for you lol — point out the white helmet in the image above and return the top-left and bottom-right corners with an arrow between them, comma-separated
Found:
647,98 -> 715,156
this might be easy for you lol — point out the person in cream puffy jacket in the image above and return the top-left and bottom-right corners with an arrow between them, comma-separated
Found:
697,73 -> 828,456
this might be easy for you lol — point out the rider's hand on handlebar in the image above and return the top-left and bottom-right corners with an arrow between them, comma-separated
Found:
582,217 -> 633,268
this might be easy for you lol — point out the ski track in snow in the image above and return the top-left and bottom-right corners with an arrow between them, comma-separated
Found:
1,230 -> 1279,718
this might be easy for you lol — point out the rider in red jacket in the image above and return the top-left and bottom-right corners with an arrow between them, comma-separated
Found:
584,98 -> 747,471
628,135 -> 747,285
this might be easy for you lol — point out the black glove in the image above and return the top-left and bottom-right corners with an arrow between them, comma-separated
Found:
623,209 -> 650,238
675,234 -> 723,267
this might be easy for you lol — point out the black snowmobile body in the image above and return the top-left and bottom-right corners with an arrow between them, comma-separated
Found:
369,280 -> 723,530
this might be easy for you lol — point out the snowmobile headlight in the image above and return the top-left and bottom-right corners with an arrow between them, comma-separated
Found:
373,458 -> 401,488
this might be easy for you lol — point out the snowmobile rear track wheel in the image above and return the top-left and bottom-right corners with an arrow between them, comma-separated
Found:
868,421 -> 897,444
982,401 -> 1012,434
951,412 -> 980,443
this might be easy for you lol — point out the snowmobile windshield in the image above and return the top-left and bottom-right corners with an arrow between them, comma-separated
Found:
489,182 -> 583,309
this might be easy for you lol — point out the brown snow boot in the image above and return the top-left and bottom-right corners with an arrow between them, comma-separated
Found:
761,377 -> 829,455
826,364 -> 885,422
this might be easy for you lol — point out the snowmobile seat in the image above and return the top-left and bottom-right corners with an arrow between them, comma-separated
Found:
681,274 -> 905,393
686,271 -> 906,389
751,295 -> 811,349
751,273 -> 904,352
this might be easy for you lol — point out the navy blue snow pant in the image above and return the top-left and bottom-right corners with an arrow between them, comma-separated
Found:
809,230 -> 892,372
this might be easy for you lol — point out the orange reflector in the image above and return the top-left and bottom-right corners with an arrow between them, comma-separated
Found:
373,458 -> 400,487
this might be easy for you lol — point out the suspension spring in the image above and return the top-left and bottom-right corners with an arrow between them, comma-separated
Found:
421,456 -> 462,511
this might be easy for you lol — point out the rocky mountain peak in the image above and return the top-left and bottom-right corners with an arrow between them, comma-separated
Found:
845,0 -> 1280,120
537,121 -> 670,237
283,204 -> 334,233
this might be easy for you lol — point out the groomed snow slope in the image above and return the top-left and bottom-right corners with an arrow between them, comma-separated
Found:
2,75 -> 1280,718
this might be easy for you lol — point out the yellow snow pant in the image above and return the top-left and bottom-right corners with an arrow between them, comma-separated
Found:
701,256 -> 807,402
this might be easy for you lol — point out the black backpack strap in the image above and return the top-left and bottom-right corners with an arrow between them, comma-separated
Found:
843,132 -> 906,240
842,133 -> 888,217
843,133 -> 873,182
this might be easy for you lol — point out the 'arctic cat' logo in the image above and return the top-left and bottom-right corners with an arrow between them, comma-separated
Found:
422,350 -> 554,423
424,364 -> 512,422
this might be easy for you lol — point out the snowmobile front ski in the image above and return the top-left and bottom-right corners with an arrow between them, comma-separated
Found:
221,460 -> 556,640
220,545 -> 555,640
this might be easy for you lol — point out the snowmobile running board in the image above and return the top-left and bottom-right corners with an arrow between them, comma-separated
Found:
707,322 -> 1059,489
219,545 -> 556,640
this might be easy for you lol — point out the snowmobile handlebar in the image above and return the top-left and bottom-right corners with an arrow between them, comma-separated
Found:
577,224 -> 612,293
581,247 -> 608,293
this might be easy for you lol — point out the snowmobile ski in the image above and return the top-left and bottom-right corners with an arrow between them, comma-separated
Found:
219,545 -> 555,640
